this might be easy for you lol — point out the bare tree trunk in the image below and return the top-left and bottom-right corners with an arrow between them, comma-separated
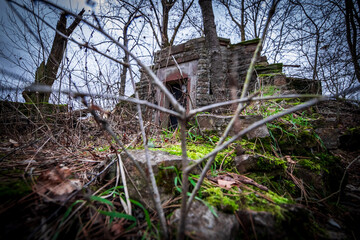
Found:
345,0 -> 360,83
120,12 -> 140,96
240,0 -> 246,41
161,0 -> 176,48
120,31 -> 129,96
23,8 -> 85,103
199,0 -> 224,95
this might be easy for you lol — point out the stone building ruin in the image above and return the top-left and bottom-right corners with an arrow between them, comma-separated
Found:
137,37 -> 320,128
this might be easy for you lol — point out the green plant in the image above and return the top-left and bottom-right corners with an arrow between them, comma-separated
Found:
96,145 -> 110,152
298,159 -> 322,173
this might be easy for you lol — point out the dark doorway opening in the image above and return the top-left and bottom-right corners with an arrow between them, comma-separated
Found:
167,79 -> 187,130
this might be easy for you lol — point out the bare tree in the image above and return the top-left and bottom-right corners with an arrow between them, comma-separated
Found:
219,0 -> 246,41
22,8 -> 85,103
345,0 -> 360,83
148,0 -> 195,48
199,0 -> 225,95
3,0 -> 360,239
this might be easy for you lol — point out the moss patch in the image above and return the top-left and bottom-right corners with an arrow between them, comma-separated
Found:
255,63 -> 283,74
156,142 -> 236,170
201,179 -> 292,219
233,38 -> 260,46
0,174 -> 32,202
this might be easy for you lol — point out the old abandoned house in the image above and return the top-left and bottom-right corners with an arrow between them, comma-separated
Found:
137,37 -> 320,128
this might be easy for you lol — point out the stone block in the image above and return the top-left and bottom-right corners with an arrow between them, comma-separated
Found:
235,154 -> 260,173
117,150 -> 197,209
315,128 -> 341,150
170,201 -> 239,240
197,114 -> 270,139
273,75 -> 287,86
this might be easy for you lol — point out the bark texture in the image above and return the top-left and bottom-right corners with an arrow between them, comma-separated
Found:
199,0 -> 225,95
345,0 -> 360,83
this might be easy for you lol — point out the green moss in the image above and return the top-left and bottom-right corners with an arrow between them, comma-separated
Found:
298,159 -> 321,173
240,189 -> 289,220
234,38 -> 260,46
257,155 -> 287,172
0,176 -> 32,202
156,142 -> 235,170
155,165 -> 178,194
202,184 -> 291,218
248,173 -> 297,197
261,85 -> 279,96
258,73 -> 285,78
203,187 -> 239,213
311,153 -> 340,174
255,63 -> 283,74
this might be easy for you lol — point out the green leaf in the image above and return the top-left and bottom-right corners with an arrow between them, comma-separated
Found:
99,210 -> 137,221
130,199 -> 151,229
195,197 -> 219,218
174,176 -> 182,193
188,176 -> 197,187
62,200 -> 85,222
100,186 -> 124,196
90,195 -> 114,207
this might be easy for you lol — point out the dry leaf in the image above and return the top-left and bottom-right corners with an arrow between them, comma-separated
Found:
9,138 -> 19,147
218,179 -> 235,189
34,166 -> 82,202
285,155 -> 296,164
111,220 -> 125,236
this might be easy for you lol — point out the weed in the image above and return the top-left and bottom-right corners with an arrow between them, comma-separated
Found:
95,145 -> 110,152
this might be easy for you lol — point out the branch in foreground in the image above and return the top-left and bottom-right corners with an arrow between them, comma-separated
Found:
7,1 -> 130,68
0,81 -> 181,117
128,62 -> 169,237
185,97 -> 326,173
188,94 -> 321,116
184,96 -> 326,214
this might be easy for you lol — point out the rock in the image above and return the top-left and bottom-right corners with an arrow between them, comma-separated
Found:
234,154 -> 259,173
237,205 -> 319,240
237,210 -> 276,238
339,133 -> 360,151
315,128 -> 341,150
238,115 -> 270,139
197,114 -> 269,139
115,150 -> 197,209
273,74 -> 287,86
170,201 -> 239,240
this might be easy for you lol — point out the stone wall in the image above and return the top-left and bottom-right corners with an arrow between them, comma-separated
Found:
137,38 -> 265,113
136,37 -> 321,126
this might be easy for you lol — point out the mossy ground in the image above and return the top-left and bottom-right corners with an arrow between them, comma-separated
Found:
0,169 -> 32,202
151,94 -> 345,235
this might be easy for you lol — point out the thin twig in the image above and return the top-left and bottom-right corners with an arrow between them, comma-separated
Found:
337,155 -> 360,205
185,97 -> 325,173
118,154 -> 132,215
128,58 -> 168,237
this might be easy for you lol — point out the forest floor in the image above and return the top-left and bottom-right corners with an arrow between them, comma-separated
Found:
0,99 -> 359,239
